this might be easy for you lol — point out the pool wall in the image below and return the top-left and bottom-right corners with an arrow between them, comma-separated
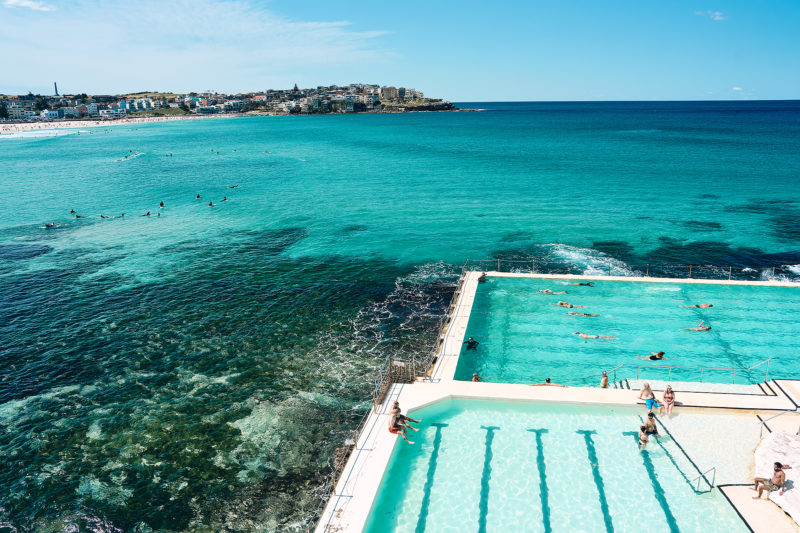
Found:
315,271 -> 800,533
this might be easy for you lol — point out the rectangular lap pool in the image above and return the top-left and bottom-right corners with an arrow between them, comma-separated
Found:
365,399 -> 747,533
454,277 -> 800,386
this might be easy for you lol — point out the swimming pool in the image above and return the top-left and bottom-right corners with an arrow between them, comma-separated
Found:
453,277 -> 800,385
364,399 -> 747,533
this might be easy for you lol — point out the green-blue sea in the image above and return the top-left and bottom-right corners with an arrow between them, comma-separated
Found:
1,101 -> 799,531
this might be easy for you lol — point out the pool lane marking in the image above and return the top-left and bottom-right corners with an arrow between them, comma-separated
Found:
478,426 -> 500,533
527,429 -> 552,533
576,430 -> 614,533
415,423 -> 448,533
622,431 -> 680,533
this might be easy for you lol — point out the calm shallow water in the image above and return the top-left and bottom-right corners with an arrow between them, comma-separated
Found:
454,277 -> 800,385
1,101 -> 799,531
365,399 -> 748,533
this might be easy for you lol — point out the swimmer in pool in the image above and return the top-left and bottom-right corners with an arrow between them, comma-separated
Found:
685,321 -> 711,332
566,312 -> 599,317
640,351 -> 666,361
574,332 -> 617,342
530,378 -> 567,387
539,289 -> 567,294
464,337 -> 479,351
478,272 -> 488,283
472,373 -> 487,382
558,301 -> 585,308
681,304 -> 713,308
569,282 -> 595,286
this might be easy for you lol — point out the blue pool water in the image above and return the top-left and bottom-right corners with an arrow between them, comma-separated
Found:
454,277 -> 800,385
365,399 -> 747,533
0,101 -> 799,530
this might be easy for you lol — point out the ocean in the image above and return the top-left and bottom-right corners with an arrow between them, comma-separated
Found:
1,101 -> 799,531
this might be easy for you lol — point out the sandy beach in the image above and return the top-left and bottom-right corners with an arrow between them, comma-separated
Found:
0,114 -> 222,135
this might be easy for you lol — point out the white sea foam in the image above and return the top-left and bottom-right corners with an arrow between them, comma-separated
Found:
0,129 -> 87,139
540,243 -> 638,276
786,264 -> 800,276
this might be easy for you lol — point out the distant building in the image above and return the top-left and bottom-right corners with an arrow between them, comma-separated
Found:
381,86 -> 398,100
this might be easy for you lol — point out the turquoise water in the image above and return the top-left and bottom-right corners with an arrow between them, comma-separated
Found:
454,277 -> 800,385
0,101 -> 799,530
365,399 -> 747,533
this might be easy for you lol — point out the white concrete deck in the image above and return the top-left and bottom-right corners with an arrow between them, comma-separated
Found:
315,271 -> 800,533
721,485 -> 800,533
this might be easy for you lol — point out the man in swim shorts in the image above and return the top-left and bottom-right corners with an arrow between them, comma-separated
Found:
753,462 -> 786,498
643,413 -> 660,436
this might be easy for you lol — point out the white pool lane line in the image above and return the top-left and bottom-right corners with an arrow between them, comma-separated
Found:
315,272 -> 800,533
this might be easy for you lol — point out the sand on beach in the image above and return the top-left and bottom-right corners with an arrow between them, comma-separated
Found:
0,114 -> 226,135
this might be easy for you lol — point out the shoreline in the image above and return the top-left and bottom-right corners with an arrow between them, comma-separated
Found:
0,108 -> 479,136
0,114 -> 218,135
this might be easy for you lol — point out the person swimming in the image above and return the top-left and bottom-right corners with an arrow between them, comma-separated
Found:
227,185 -> 240,189
539,289 -> 567,294
685,321 -> 711,332
160,201 -> 165,208
44,222 -> 57,228
208,201 -> 214,207
75,214 -> 86,218
566,312 -> 599,317
196,194 -> 201,200
69,209 -> 75,214
464,337 -> 479,351
569,282 -> 595,286
574,332 -> 617,342
222,196 -> 227,202
642,351 -> 666,360
681,304 -> 713,308
558,301 -> 585,308
478,272 -> 488,282
142,211 -> 150,216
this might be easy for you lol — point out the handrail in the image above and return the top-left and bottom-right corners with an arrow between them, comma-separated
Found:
608,357 -> 778,385
690,467 -> 717,492
463,258 -> 799,282
652,416 -> 716,494
758,409 -> 800,438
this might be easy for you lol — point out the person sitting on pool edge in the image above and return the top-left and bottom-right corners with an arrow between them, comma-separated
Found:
388,414 -> 415,444
478,272 -> 488,283
530,378 -> 567,387
643,412 -> 660,437
753,462 -> 787,499
638,382 -> 664,415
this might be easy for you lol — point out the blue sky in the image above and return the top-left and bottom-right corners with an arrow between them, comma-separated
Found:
1,0 -> 798,100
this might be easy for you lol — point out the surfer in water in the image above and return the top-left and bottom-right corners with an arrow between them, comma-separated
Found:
142,211 -> 150,216
160,201 -> 165,208
196,194 -> 201,200
208,201 -> 214,207
685,321 -> 711,332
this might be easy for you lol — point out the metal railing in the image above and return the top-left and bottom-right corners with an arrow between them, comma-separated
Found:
653,416 -> 717,494
608,357 -> 778,385
690,468 -> 717,493
759,409 -> 800,438
464,259 -> 799,282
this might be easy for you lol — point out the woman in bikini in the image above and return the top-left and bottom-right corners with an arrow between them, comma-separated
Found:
663,385 -> 676,417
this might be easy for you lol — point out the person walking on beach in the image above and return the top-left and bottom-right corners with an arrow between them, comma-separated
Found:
753,462 -> 786,498
464,337 -> 479,351
685,321 -> 711,332
638,382 -> 664,415
663,385 -> 676,417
